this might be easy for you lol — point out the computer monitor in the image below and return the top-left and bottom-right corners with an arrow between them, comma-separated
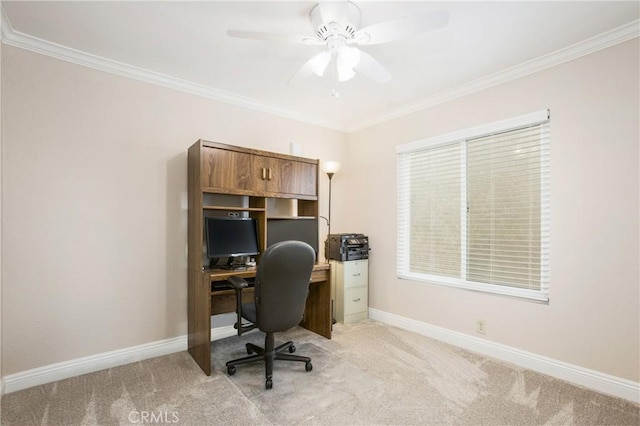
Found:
205,217 -> 259,268
267,218 -> 318,257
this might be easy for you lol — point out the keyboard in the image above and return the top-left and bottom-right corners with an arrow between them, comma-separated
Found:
211,277 -> 256,291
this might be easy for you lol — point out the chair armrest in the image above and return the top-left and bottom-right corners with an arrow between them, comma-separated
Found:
228,275 -> 254,336
227,276 -> 248,290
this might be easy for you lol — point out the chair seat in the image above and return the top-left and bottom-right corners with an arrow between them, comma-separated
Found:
241,303 -> 256,324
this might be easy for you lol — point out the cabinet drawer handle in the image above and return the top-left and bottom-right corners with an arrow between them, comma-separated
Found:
352,273 -> 361,277
352,298 -> 361,302
268,168 -> 272,180
261,167 -> 266,180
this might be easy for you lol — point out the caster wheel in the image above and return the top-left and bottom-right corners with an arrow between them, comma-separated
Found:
246,344 -> 253,355
305,361 -> 313,372
289,345 -> 296,353
265,379 -> 273,390
227,366 -> 236,376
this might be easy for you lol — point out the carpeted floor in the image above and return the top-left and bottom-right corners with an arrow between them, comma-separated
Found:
2,320 -> 638,425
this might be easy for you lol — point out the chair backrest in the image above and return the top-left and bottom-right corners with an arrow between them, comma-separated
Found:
254,240 -> 315,333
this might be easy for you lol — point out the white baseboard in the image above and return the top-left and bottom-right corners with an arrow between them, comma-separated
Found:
369,307 -> 640,404
3,327 -> 236,394
211,325 -> 238,341
4,316 -> 639,404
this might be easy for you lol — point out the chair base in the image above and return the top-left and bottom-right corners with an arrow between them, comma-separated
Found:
226,332 -> 312,389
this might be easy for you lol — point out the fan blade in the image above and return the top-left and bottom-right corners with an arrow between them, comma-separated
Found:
353,49 -> 392,83
288,51 -> 332,84
227,30 -> 323,45
354,10 -> 449,45
288,61 -> 315,85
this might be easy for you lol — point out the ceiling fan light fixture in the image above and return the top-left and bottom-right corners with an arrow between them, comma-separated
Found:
339,45 -> 361,68
309,51 -> 332,76
336,45 -> 361,81
337,64 -> 356,82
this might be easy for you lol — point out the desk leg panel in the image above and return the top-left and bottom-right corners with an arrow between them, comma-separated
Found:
302,279 -> 331,339
188,272 -> 212,375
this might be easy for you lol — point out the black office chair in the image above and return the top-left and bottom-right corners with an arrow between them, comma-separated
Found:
225,240 -> 315,389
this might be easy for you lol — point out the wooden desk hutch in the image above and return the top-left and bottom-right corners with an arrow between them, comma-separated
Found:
187,140 -> 331,375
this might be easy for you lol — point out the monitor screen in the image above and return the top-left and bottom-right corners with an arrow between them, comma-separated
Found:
205,217 -> 260,259
267,218 -> 318,256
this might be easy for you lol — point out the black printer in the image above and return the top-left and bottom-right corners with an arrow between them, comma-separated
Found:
325,233 -> 369,261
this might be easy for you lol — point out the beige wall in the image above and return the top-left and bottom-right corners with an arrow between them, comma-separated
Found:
1,46 -> 347,375
2,35 -> 638,386
345,39 -> 639,382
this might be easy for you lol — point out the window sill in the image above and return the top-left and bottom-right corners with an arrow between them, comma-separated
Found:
398,273 -> 549,303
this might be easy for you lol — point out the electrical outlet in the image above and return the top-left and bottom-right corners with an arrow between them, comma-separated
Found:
476,319 -> 486,335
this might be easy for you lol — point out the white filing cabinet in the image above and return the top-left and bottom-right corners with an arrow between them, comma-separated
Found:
331,259 -> 369,324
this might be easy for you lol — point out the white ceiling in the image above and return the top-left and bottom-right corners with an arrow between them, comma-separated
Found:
2,1 -> 639,132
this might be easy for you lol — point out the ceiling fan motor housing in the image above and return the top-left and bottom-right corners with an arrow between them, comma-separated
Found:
310,1 -> 362,41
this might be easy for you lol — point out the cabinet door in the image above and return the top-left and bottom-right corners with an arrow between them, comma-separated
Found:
201,147 -> 261,193
264,157 -> 317,198
201,146 -> 317,198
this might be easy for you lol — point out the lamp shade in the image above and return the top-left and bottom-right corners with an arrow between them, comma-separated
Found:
323,160 -> 341,174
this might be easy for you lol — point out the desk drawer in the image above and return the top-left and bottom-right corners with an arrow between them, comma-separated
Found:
310,268 -> 329,283
343,261 -> 368,288
344,286 -> 368,315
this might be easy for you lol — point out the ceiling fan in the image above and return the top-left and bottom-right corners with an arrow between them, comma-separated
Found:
227,1 -> 449,85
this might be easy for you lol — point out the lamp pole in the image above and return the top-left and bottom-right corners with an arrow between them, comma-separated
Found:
322,160 -> 340,262
327,171 -> 334,241
323,161 -> 340,327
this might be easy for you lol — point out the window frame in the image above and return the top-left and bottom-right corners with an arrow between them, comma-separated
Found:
396,110 -> 550,302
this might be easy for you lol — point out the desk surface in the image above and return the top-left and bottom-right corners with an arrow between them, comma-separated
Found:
204,262 -> 330,281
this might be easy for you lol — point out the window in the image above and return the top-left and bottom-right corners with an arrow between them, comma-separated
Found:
397,110 -> 550,301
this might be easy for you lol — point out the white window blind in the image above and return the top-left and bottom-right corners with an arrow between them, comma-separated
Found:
397,110 -> 550,301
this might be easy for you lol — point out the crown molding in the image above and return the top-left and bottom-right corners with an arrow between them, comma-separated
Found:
347,19 -> 640,132
0,8 -> 346,133
1,8 -> 637,134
